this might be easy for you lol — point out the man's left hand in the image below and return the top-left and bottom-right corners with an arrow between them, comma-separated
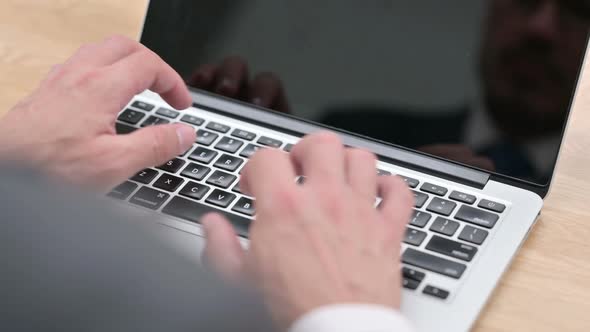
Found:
0,36 -> 196,191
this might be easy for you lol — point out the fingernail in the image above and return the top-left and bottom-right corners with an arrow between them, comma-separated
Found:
176,125 -> 196,154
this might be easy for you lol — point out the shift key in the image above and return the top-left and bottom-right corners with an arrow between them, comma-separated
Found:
426,235 -> 478,262
402,248 -> 466,279
455,205 -> 499,229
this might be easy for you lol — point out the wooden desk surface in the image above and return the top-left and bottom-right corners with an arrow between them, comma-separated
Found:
1,1 -> 589,330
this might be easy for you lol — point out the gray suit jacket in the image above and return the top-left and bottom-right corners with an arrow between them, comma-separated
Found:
0,166 -> 274,332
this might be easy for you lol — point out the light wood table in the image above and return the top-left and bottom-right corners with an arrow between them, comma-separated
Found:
1,1 -> 589,330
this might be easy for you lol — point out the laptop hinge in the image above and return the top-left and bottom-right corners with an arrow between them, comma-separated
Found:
161,89 -> 490,189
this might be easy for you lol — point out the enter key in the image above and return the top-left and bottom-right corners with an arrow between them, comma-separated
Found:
426,235 -> 478,262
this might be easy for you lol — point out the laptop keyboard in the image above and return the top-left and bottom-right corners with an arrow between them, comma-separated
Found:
111,98 -> 510,302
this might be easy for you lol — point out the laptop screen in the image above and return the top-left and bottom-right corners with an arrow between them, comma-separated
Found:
141,0 -> 589,187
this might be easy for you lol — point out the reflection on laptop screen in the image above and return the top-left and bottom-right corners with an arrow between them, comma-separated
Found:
141,0 -> 590,186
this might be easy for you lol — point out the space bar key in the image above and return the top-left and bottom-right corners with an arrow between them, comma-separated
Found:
162,197 -> 252,238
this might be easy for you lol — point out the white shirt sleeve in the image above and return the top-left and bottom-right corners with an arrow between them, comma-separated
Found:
288,304 -> 416,332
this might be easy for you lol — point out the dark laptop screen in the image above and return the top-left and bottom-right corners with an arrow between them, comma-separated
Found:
141,0 -> 589,186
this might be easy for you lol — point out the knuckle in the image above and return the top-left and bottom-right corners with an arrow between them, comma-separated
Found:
73,67 -> 106,89
131,50 -> 159,74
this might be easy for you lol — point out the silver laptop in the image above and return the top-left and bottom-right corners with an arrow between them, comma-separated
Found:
109,1 -> 589,331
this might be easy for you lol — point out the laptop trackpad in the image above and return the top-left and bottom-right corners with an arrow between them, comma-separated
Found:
153,222 -> 206,265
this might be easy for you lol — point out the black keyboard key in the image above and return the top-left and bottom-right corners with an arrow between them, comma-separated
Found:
206,170 -> 237,189
181,114 -> 205,126
455,205 -> 499,229
162,197 -> 251,237
190,147 -> 218,164
141,116 -> 170,127
404,228 -> 427,246
412,191 -> 429,208
131,168 -> 159,184
426,235 -> 478,262
214,154 -> 244,172
115,122 -> 136,135
403,278 -> 420,290
118,109 -> 146,125
449,191 -> 476,205
402,267 -> 426,282
426,197 -> 457,216
232,197 -> 256,216
157,158 -> 186,173
179,182 -> 210,200
401,176 -> 420,188
402,248 -> 466,279
196,130 -> 218,146
423,286 -> 450,300
131,100 -> 155,111
430,217 -> 460,237
153,174 -> 184,192
240,144 -> 262,158
458,225 -> 489,245
181,163 -> 211,181
478,199 -> 506,213
257,136 -> 283,148
284,143 -> 294,152
129,187 -> 169,210
155,107 -> 180,119
421,183 -> 448,196
108,181 -> 138,200
206,189 -> 237,208
215,137 -> 244,154
377,169 -> 392,176
206,121 -> 231,133
410,210 -> 432,228
232,129 -> 256,141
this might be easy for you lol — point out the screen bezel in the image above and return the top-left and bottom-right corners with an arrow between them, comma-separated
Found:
138,0 -> 590,198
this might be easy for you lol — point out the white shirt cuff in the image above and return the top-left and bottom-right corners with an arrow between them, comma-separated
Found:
288,304 -> 416,332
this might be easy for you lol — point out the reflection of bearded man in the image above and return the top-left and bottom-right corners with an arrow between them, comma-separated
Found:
480,0 -> 590,140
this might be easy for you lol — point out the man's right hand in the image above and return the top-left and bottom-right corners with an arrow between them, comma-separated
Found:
202,132 -> 413,329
